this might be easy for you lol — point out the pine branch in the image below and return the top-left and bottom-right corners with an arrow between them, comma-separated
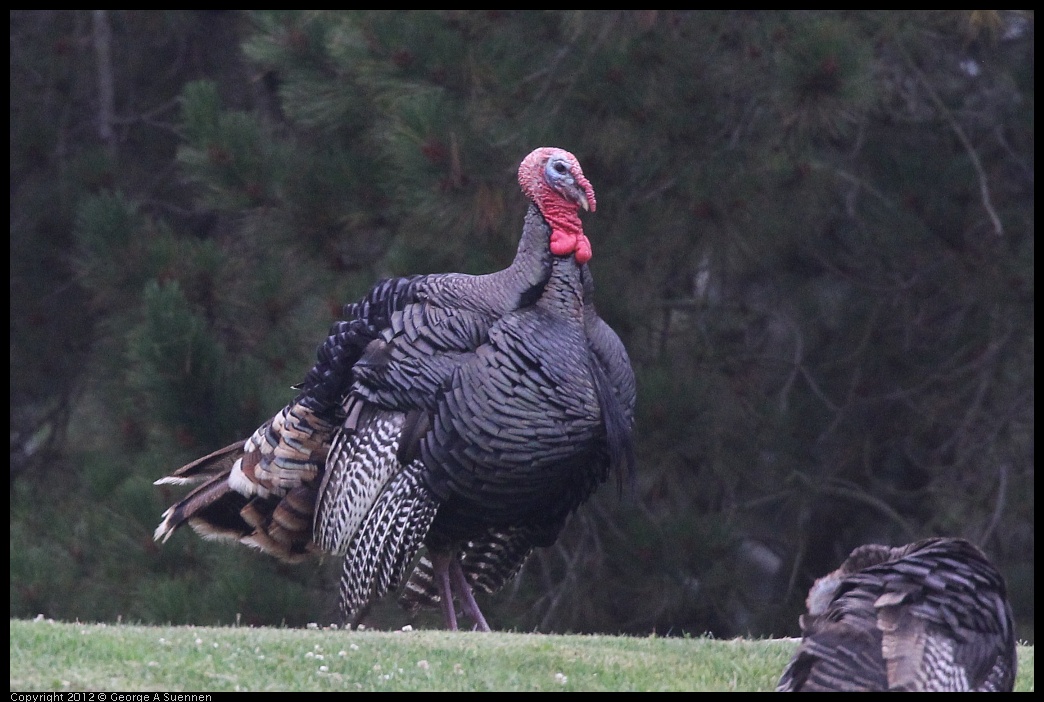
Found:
979,460 -> 1009,546
898,44 -> 1004,237
92,10 -> 116,155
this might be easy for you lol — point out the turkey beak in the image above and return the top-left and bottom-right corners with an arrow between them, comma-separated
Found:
577,191 -> 590,212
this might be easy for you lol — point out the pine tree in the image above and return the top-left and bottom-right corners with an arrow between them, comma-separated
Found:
10,11 -> 1033,637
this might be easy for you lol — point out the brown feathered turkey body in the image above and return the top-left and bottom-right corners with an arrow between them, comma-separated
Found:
777,537 -> 1017,692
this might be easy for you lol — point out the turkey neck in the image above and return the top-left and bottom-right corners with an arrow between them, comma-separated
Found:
483,203 -> 556,309
535,253 -> 584,322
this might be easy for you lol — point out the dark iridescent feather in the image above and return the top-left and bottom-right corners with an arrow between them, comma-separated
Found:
778,537 -> 1017,692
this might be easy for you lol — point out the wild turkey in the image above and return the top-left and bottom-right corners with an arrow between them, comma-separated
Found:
154,147 -> 636,631
777,537 -> 1017,692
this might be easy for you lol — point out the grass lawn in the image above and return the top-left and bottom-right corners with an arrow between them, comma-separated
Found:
9,618 -> 1034,692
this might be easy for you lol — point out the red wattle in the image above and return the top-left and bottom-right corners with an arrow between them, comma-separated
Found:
550,230 -> 576,256
574,234 -> 592,264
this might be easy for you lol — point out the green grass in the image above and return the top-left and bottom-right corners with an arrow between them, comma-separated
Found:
9,618 -> 1035,692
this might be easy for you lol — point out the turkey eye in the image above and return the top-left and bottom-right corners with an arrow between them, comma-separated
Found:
552,162 -> 568,174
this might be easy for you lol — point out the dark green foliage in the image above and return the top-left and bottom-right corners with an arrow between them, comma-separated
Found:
10,11 -> 1033,642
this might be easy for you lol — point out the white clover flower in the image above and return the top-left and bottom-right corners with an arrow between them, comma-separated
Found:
417,660 -> 430,670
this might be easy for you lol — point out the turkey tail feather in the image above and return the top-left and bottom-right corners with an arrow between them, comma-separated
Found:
153,441 -> 243,487
154,469 -> 240,543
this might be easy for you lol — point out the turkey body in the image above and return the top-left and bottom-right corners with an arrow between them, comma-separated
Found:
153,147 -> 636,631
777,537 -> 1017,692
333,252 -> 617,629
392,261 -> 636,617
